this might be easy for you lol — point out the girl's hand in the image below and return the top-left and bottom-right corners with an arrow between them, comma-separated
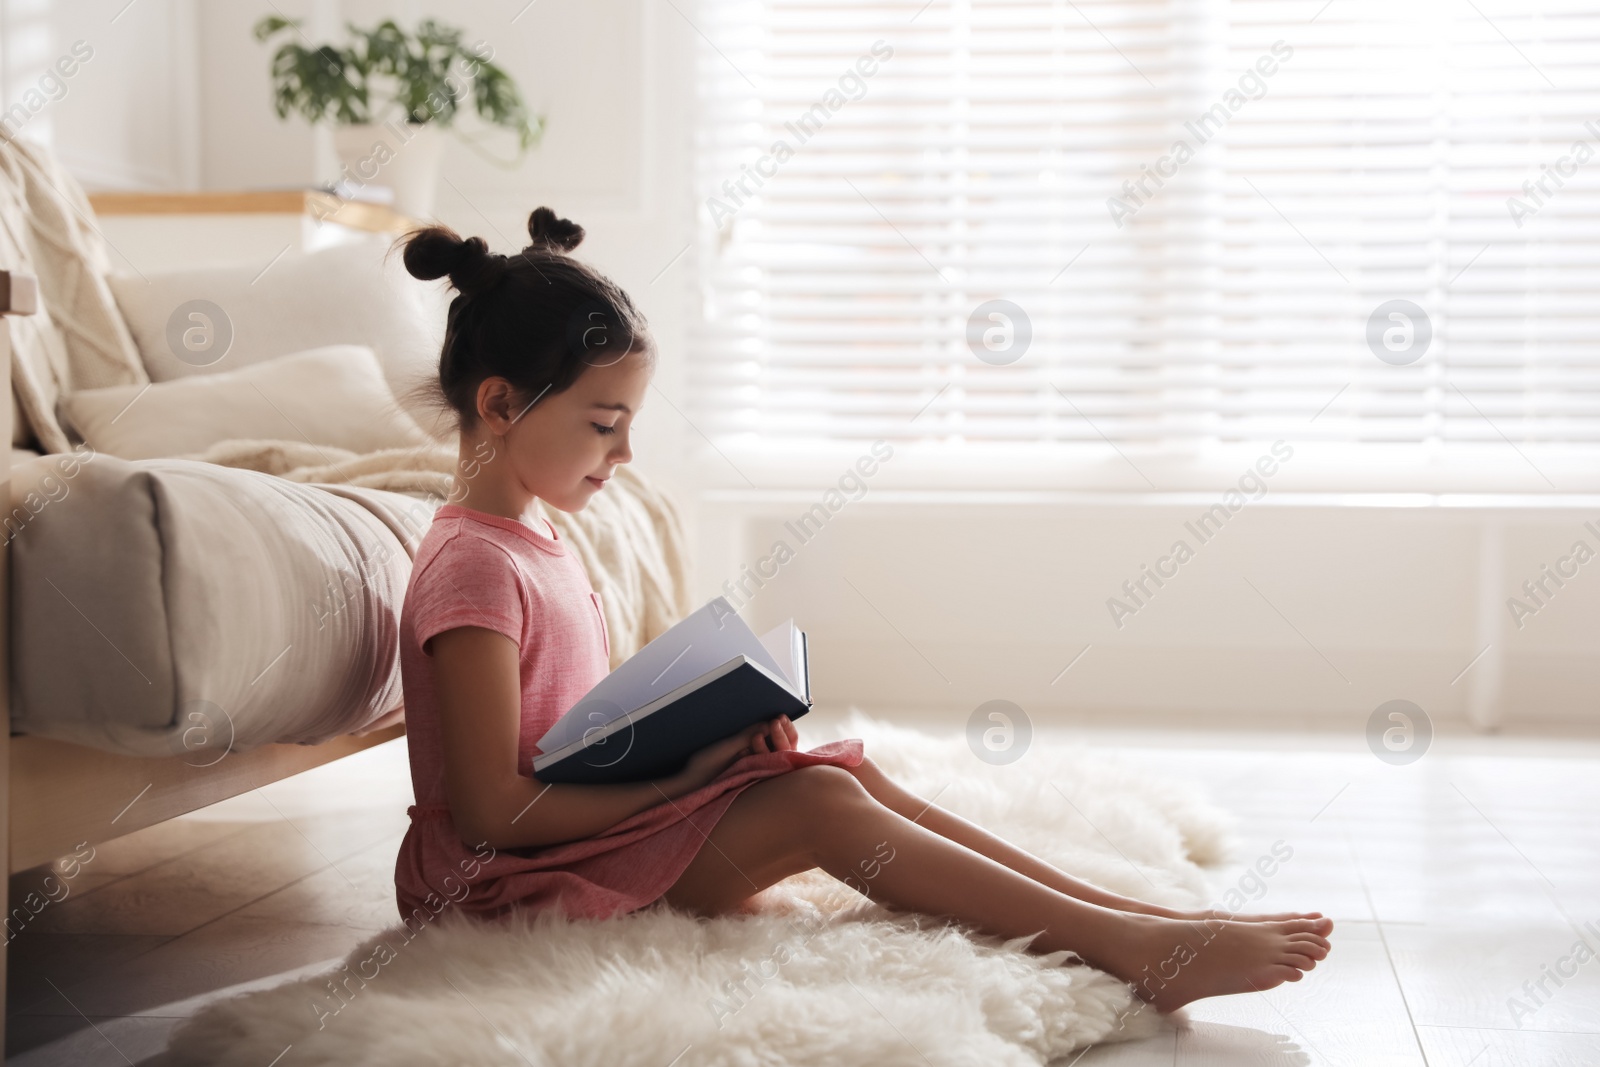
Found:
660,717 -> 795,798
747,714 -> 798,756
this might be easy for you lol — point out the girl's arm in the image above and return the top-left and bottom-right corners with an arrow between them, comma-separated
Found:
429,625 -> 794,851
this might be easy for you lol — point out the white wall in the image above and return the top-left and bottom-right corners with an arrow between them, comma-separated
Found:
10,0 -> 1597,732
0,0 -> 200,188
708,495 -> 1600,730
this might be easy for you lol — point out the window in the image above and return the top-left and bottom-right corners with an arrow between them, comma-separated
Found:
689,0 -> 1600,491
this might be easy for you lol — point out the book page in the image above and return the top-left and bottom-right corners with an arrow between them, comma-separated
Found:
795,627 -> 808,701
757,618 -> 800,688
536,597 -> 791,754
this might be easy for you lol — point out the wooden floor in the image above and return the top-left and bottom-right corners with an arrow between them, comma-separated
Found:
6,716 -> 1599,1066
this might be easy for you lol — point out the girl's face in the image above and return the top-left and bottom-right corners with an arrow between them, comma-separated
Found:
496,346 -> 654,514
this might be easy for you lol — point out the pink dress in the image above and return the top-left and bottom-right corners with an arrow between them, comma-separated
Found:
393,502 -> 863,924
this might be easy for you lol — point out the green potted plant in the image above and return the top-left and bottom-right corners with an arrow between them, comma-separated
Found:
253,15 -> 544,217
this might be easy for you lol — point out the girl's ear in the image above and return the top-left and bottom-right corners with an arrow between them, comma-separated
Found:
476,376 -> 518,434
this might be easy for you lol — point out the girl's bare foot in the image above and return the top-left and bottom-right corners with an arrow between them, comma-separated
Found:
1153,905 -> 1334,934
1109,914 -> 1332,1013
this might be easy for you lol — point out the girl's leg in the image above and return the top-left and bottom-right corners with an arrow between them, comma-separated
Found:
661,766 -> 1330,1013
841,758 -> 1330,929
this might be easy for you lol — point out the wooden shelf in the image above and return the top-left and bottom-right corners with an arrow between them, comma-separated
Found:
87,189 -> 421,235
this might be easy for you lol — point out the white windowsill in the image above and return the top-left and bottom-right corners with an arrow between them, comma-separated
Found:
681,439 -> 1600,498
698,488 -> 1600,510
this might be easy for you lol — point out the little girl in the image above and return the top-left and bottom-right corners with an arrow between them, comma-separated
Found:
392,207 -> 1333,1013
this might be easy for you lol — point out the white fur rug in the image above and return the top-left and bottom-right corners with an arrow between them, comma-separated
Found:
165,716 -> 1239,1066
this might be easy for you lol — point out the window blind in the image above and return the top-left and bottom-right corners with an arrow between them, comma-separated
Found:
688,0 -> 1600,486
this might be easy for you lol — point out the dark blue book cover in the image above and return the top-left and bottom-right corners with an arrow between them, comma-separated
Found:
532,653 -> 811,784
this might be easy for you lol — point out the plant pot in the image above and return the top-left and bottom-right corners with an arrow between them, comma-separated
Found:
331,121 -> 445,218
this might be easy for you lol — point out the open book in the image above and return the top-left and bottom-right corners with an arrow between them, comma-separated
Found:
532,596 -> 812,784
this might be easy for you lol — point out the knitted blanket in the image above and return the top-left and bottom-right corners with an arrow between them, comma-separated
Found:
0,135 -> 147,452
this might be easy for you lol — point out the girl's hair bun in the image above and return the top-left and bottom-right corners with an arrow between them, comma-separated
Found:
400,225 -> 507,296
525,206 -> 584,253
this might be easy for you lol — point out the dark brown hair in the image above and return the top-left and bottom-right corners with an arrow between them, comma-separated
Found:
393,207 -> 653,435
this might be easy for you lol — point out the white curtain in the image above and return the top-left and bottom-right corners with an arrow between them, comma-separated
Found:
689,0 -> 1600,491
